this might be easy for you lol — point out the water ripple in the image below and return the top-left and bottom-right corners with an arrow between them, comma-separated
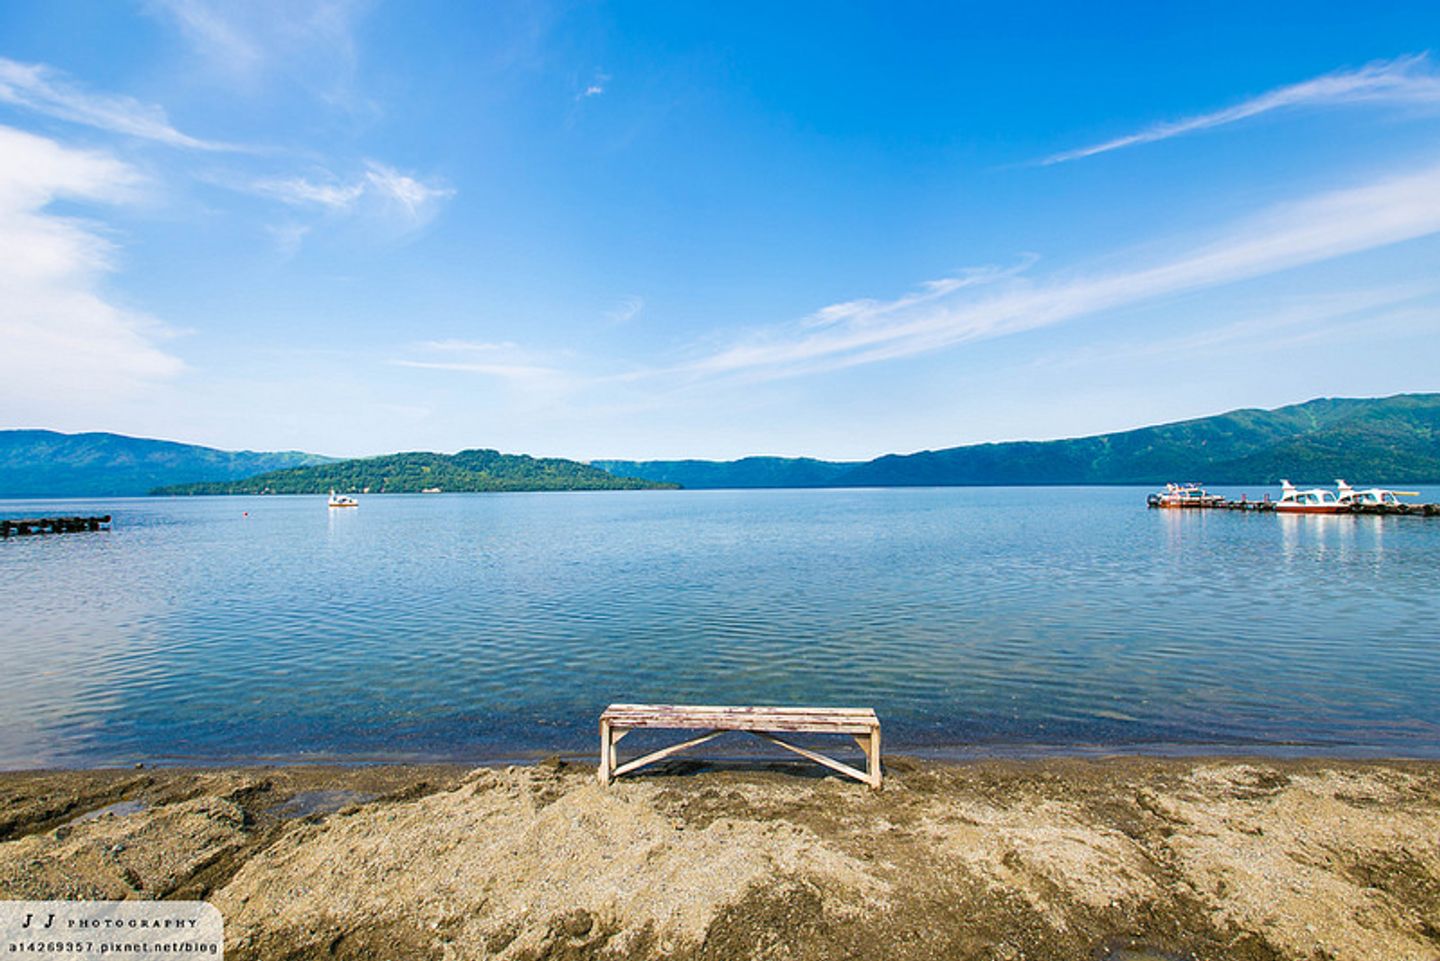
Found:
1,487 -> 1439,767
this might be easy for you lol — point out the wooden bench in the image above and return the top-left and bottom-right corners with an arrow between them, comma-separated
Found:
598,704 -> 882,788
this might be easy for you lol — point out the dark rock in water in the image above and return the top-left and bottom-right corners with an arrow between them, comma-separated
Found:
268,790 -> 376,820
67,799 -> 148,826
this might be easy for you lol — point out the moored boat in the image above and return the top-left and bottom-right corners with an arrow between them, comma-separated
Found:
1335,479 -> 1419,507
1274,480 -> 1344,514
1147,483 -> 1225,508
328,490 -> 359,508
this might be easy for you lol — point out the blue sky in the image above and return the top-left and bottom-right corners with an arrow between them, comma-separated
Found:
2,2 -> 1439,460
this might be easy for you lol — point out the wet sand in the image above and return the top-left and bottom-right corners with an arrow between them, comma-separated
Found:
1,757 -> 1437,960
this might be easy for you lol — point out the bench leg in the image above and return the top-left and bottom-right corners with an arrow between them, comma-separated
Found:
599,723 -> 631,784
868,727 -> 882,789
598,719 -> 612,785
851,730 -> 883,789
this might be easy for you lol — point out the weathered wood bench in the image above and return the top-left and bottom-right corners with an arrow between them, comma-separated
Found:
598,704 -> 882,788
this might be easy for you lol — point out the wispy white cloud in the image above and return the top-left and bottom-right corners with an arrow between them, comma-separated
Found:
603,296 -> 644,326
680,157 -> 1440,380
0,24 -> 447,255
396,338 -> 573,389
416,339 -> 520,353
394,359 -> 565,383
0,45 -> 458,245
577,72 -> 610,100
266,221 -> 311,258
150,0 -> 262,76
1043,54 -> 1440,165
362,162 -> 453,220
148,0 -> 365,93
798,260 -> 1035,330
0,125 -> 183,406
252,175 -> 366,210
252,161 -> 453,230
1028,285 -> 1434,371
0,57 -> 236,150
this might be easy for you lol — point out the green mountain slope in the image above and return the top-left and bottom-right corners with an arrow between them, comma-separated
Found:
590,456 -> 857,489
12,394 -> 1437,498
152,449 -> 676,495
594,394 -> 1440,488
848,393 -> 1440,485
0,430 -> 334,498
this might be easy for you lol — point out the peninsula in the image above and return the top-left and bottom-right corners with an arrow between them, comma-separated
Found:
151,448 -> 675,495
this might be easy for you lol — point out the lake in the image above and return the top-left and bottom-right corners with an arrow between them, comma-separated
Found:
2,486 -> 1438,769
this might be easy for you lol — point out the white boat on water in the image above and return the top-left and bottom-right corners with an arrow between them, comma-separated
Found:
1275,480 -> 1344,514
327,490 -> 359,508
1335,479 -> 1419,507
1146,482 -> 1225,508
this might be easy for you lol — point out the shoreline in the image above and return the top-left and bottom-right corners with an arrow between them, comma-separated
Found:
10,737 -> 1440,773
2,756 -> 1437,960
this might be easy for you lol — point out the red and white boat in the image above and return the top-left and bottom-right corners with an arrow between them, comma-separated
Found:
1274,480 -> 1345,514
1147,483 -> 1225,508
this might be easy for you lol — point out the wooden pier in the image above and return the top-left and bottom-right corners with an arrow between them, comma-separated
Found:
1148,500 -> 1440,516
1347,503 -> 1440,516
1,515 -> 112,537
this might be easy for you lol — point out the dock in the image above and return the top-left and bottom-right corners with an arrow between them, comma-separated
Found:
1,515 -> 112,537
1147,500 -> 1440,516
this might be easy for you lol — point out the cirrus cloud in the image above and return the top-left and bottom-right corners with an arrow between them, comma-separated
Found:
1043,53 -> 1440,165
252,161 -> 454,229
680,156 -> 1440,381
0,57 -> 238,151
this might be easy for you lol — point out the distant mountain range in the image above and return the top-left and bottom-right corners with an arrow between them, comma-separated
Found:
0,430 -> 334,498
3,394 -> 1436,498
595,393 -> 1440,488
152,449 -> 675,495
589,456 -> 860,489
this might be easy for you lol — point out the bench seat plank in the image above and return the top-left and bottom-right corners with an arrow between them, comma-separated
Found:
607,704 -> 876,716
602,704 -> 878,734
604,715 -> 876,734
603,720 -> 875,735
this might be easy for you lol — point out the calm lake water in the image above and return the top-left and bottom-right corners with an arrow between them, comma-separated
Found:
2,486 -> 1438,769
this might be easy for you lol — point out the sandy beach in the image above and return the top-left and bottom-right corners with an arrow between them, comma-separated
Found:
1,757 -> 1437,960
